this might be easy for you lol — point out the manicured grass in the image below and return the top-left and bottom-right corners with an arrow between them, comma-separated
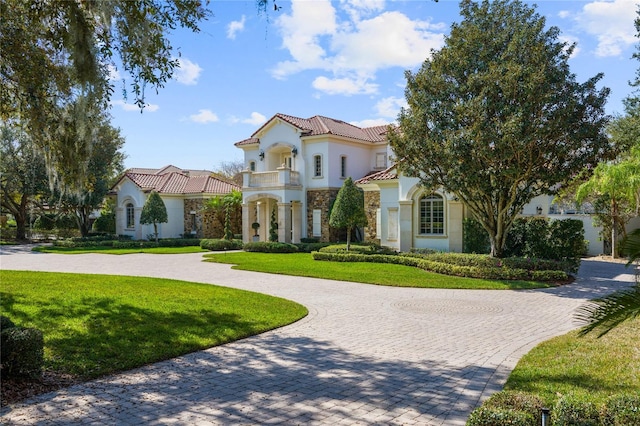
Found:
203,252 -> 551,289
504,317 -> 640,406
1,270 -> 307,379
33,245 -> 208,255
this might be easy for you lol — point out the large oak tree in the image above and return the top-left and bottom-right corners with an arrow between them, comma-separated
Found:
389,0 -> 612,257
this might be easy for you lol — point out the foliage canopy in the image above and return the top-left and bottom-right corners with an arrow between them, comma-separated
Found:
329,177 -> 367,250
388,0 -> 611,257
140,191 -> 168,242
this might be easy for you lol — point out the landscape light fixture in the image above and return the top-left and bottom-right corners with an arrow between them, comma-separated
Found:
541,407 -> 550,426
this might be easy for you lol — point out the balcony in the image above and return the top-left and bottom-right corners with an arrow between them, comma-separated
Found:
243,168 -> 301,189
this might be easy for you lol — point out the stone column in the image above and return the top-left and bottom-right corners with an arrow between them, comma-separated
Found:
278,202 -> 292,243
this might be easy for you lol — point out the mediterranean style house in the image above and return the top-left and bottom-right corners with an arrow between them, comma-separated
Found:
235,113 -> 624,256
110,165 -> 240,240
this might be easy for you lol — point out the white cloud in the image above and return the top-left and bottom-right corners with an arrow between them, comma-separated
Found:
229,112 -> 267,126
112,99 -> 159,112
577,0 -> 637,57
243,112 -> 267,126
272,0 -> 445,96
227,15 -> 246,39
189,109 -> 219,124
350,117 -> 391,128
312,75 -> 378,95
174,58 -> 203,85
558,10 -> 571,19
374,96 -> 407,118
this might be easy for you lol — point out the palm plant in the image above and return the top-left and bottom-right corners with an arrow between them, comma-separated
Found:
575,228 -> 640,337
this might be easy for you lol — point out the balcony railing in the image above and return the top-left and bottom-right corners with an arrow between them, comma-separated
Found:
245,169 -> 300,188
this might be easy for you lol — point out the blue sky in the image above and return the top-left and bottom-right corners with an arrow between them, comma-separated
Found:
109,0 -> 639,171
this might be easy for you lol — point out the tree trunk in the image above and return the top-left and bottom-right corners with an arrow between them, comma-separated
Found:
611,199 -> 618,258
346,226 -> 352,251
489,229 -> 508,258
153,222 -> 158,243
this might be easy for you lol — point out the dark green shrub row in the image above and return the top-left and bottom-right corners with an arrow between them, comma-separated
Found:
112,241 -> 160,249
406,252 -> 574,274
157,238 -> 201,247
295,242 -> 332,253
69,234 -> 119,242
200,239 -> 243,251
300,237 -> 319,243
318,244 -> 398,255
312,252 -> 568,282
463,217 -> 585,269
0,317 -> 44,379
53,239 -> 116,248
243,242 -> 299,253
467,391 -> 640,426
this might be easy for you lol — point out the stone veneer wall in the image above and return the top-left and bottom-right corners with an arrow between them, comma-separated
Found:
306,189 -> 340,242
363,191 -> 380,245
184,199 -> 226,239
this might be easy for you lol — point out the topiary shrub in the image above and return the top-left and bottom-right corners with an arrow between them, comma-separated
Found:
243,242 -> 298,253
554,393 -> 601,426
1,327 -> 44,378
482,391 -> 544,422
200,239 -> 243,251
466,406 -> 536,426
601,393 -> 640,426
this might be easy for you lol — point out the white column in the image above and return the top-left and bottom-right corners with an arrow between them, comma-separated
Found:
278,202 -> 292,243
242,203 -> 250,243
291,201 -> 302,243
399,200 -> 413,252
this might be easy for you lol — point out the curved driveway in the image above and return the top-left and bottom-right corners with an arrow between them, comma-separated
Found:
0,247 -> 635,425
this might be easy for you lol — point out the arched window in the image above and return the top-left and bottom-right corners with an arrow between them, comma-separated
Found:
126,203 -> 135,229
249,161 -> 256,172
419,194 -> 444,235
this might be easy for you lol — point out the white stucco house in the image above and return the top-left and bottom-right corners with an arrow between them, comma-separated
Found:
110,165 -> 240,240
236,113 -> 628,256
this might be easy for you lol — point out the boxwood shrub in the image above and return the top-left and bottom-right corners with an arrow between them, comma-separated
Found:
1,327 -> 44,378
200,239 -> 243,251
553,393 -> 601,426
601,393 -> 640,426
295,242 -> 332,253
482,391 -> 544,422
243,242 -> 299,253
467,407 -> 536,426
312,252 -> 568,282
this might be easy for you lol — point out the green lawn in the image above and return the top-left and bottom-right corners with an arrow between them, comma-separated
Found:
1,270 -> 307,379
203,252 -> 550,290
33,245 -> 208,255
504,317 -> 640,406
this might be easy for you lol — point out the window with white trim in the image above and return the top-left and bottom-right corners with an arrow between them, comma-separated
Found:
387,208 -> 398,240
249,161 -> 256,172
340,155 -> 347,178
313,155 -> 322,177
375,152 -> 387,169
312,209 -> 322,236
126,203 -> 135,229
419,194 -> 444,235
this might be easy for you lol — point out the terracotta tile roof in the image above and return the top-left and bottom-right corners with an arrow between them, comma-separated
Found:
355,165 -> 398,185
235,113 -> 390,145
125,165 -> 212,177
116,166 -> 240,195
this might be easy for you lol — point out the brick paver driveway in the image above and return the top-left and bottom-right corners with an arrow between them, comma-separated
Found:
0,248 -> 635,425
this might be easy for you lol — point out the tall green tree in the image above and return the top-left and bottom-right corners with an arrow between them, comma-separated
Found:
389,0 -> 611,258
139,191 -> 168,243
202,189 -> 242,239
0,124 -> 49,240
575,6 -> 640,337
329,177 -> 367,251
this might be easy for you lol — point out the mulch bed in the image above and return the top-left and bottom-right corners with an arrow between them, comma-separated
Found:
1,371 -> 80,407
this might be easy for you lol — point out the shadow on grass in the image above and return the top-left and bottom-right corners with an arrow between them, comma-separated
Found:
1,291 -> 295,379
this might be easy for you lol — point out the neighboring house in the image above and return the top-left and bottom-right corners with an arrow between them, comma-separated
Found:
110,165 -> 240,240
236,112 -> 633,256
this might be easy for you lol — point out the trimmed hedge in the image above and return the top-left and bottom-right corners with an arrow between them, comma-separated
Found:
467,407 -> 535,426
405,252 -> 574,273
312,252 -> 568,282
318,244 -> 398,255
554,393 -> 600,426
601,393 -> 640,426
200,239 -> 244,251
1,327 -> 44,378
295,242 -> 332,253
243,242 -> 299,253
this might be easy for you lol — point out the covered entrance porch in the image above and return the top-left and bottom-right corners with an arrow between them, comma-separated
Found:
242,194 -> 304,244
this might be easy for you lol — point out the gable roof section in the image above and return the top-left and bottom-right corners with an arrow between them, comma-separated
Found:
113,165 -> 239,195
355,165 -> 398,185
235,113 -> 390,146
